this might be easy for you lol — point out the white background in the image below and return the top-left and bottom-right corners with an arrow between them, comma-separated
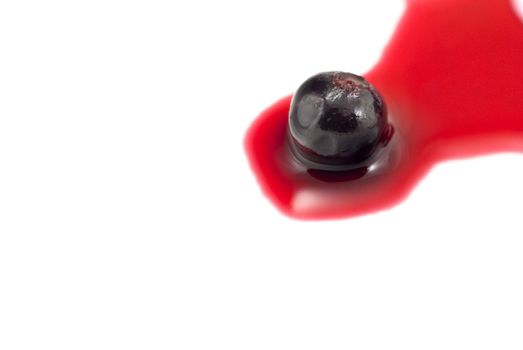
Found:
1,0 -> 523,349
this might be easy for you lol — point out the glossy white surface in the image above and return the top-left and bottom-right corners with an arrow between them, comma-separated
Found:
1,1 -> 523,349
515,0 -> 523,21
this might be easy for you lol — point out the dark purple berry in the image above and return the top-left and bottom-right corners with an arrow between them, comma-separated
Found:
288,72 -> 389,170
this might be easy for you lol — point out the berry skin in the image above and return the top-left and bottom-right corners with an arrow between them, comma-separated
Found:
288,72 -> 389,170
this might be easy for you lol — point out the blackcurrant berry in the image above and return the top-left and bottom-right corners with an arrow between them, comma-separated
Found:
288,71 -> 389,170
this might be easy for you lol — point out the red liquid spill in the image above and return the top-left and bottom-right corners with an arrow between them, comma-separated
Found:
245,0 -> 523,220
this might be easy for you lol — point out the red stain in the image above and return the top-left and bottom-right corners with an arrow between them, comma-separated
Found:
245,0 -> 523,220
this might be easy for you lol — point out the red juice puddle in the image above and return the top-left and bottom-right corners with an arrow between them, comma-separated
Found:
245,0 -> 523,220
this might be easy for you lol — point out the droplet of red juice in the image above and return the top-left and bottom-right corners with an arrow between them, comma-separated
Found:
245,0 -> 523,220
